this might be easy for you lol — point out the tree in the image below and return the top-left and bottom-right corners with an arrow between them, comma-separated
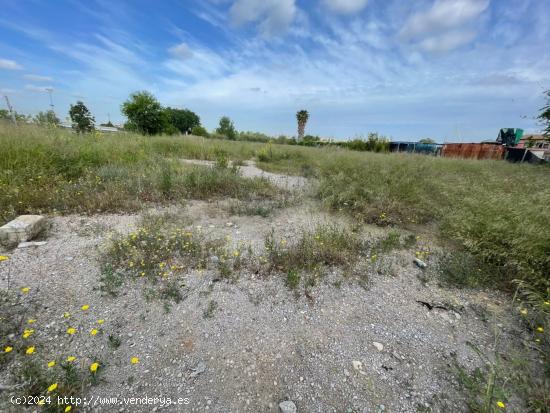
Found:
121,91 -> 164,135
34,110 -> 60,126
100,121 -> 114,127
163,107 -> 200,134
419,138 -> 436,144
296,110 -> 309,140
538,90 -> 550,137
216,116 -> 236,140
69,101 -> 95,133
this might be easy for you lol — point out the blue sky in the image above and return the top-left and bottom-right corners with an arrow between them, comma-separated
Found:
0,0 -> 549,141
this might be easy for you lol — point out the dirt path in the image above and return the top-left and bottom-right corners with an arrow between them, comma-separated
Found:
0,199 -> 523,412
180,159 -> 308,190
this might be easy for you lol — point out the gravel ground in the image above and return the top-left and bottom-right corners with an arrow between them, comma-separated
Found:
0,199 -> 526,413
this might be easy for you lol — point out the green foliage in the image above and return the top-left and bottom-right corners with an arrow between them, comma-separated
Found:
296,109 -> 309,140
263,224 -> 366,275
285,270 -> 301,289
69,101 -> 95,133
34,110 -> 60,126
191,125 -> 209,137
216,116 -> 236,140
0,124 -> 277,222
163,107 -> 200,134
538,90 -> 550,137
121,91 -> 164,135
345,133 -> 389,152
419,138 -> 436,144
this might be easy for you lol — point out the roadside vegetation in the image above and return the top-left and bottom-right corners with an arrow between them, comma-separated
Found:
0,288 -> 116,412
2,118 -> 549,412
0,124 -> 282,222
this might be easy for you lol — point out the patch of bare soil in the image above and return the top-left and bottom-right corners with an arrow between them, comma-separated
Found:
180,159 -> 308,190
0,197 -> 525,413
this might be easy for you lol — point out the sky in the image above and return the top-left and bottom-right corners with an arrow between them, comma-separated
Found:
0,0 -> 549,142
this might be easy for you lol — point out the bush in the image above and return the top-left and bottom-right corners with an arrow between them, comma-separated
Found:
191,125 -> 209,137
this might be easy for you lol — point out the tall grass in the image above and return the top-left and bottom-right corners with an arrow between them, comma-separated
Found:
257,144 -> 550,293
0,125 -> 279,221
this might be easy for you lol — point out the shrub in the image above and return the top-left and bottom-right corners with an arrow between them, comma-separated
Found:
191,125 -> 209,137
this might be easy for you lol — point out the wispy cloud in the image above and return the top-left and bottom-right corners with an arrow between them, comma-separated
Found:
323,0 -> 369,14
24,84 -> 53,92
400,0 -> 489,52
23,74 -> 53,82
229,0 -> 297,37
0,58 -> 22,70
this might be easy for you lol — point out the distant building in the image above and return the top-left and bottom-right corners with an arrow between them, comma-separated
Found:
515,134 -> 550,161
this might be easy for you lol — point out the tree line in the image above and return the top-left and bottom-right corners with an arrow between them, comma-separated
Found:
3,89 -> 549,147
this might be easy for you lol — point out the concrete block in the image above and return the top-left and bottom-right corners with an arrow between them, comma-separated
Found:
0,215 -> 46,246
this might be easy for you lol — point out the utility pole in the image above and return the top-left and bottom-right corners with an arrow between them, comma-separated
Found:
4,95 -> 17,125
45,87 -> 54,111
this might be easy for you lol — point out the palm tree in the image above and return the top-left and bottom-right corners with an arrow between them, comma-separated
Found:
296,110 -> 309,141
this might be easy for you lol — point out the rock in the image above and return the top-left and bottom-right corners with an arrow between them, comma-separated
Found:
210,256 -> 219,264
413,258 -> 427,269
279,400 -> 297,413
17,241 -> 48,248
373,342 -> 384,352
0,215 -> 46,246
352,360 -> 363,371
189,361 -> 206,378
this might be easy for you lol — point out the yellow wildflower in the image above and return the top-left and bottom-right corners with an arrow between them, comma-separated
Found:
27,319 -> 36,324
544,301 -> 550,306
67,356 -> 76,362
131,357 -> 139,364
21,287 -> 30,294
97,319 -> 105,325
0,255 -> 9,262
47,383 -> 58,393
48,360 -> 56,368
89,362 -> 99,373
81,304 -> 90,311
66,327 -> 77,335
496,401 -> 505,408
90,329 -> 98,336
63,312 -> 71,318
519,308 -> 528,316
65,406 -> 72,412
536,326 -> 544,333
22,329 -> 35,339
26,346 -> 35,355
233,250 -> 240,257
4,346 -> 13,353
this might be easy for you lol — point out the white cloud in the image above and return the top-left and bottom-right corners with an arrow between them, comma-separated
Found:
23,74 -> 53,82
400,0 -> 489,39
418,29 -> 476,52
168,43 -> 194,60
229,0 -> 296,36
25,84 -> 53,92
323,0 -> 369,14
0,58 -> 22,70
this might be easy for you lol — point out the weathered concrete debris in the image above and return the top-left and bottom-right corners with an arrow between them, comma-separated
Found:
0,215 -> 46,247
17,241 -> 48,248
279,400 -> 297,413
413,258 -> 427,268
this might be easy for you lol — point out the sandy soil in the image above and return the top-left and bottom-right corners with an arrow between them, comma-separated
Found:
0,165 -> 526,413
